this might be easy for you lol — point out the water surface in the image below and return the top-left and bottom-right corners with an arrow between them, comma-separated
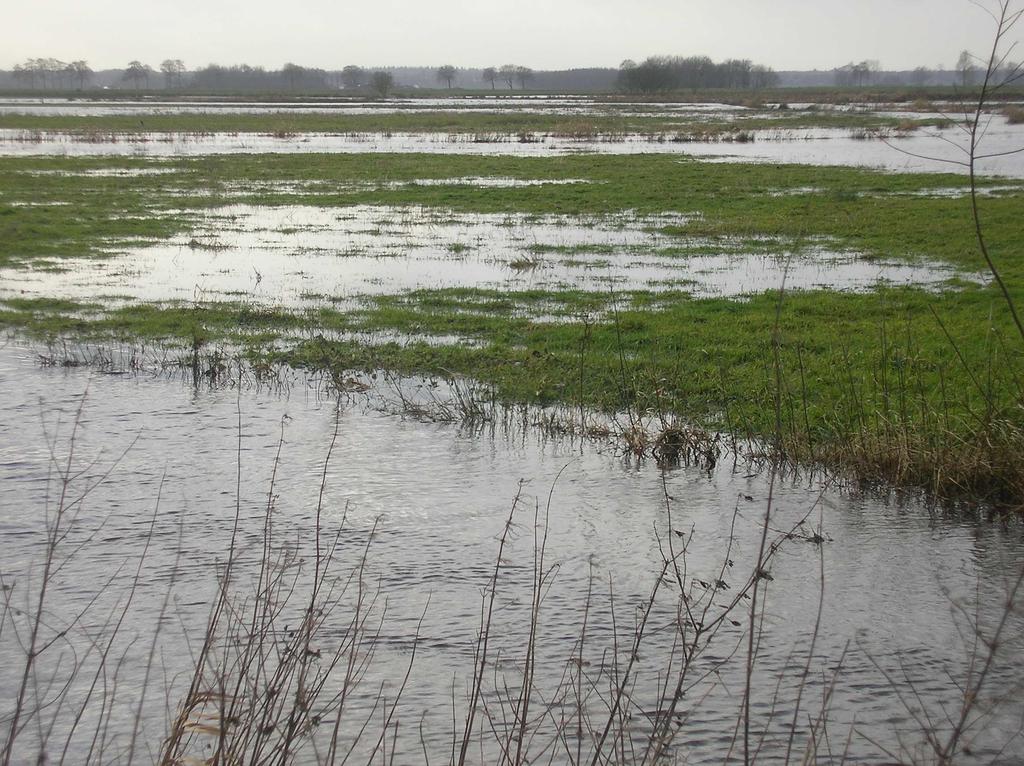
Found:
2,122 -> 1022,176
1,343 -> 1022,763
0,205 -> 981,311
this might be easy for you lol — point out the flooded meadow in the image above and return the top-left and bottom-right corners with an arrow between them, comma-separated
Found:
3,123 -> 1024,177
2,95 -> 1023,175
2,94 -> 1024,764
0,204 -> 983,313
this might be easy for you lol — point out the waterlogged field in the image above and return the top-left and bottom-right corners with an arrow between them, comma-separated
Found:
2,96 -> 1024,764
4,95 -> 1024,174
0,203 -> 982,309
1,149 -> 1022,484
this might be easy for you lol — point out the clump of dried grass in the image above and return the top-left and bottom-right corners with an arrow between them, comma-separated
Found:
1000,105 -> 1024,124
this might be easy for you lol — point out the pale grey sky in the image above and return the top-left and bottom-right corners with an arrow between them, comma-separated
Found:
4,0 -> 1012,71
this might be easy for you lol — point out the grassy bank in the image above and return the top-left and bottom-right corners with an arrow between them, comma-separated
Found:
1,151 -> 1023,503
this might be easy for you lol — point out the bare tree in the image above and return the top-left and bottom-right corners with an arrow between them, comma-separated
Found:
341,65 -> 365,90
12,64 -> 31,88
32,59 -> 48,89
17,58 -> 67,89
282,62 -> 304,90
750,64 -> 779,90
514,65 -> 534,90
66,61 -> 93,90
910,65 -> 932,87
52,59 -> 71,88
122,60 -> 152,90
616,59 -> 637,90
958,4 -> 1024,343
160,59 -> 186,89
957,49 -> 978,86
481,66 -> 497,90
880,12 -> 1024,759
722,58 -> 753,88
499,64 -> 518,90
371,70 -> 394,97
834,59 -> 879,87
436,64 -> 457,89
9,57 -> 98,91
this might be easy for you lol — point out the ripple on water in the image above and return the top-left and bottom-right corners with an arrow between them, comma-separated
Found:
0,343 -> 1022,763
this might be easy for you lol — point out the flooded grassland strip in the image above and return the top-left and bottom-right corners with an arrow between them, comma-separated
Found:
0,108 -> 952,137
1,151 -> 1023,504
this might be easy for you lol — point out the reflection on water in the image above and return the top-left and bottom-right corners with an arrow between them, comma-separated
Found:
0,205 -> 981,309
0,343 -> 1022,763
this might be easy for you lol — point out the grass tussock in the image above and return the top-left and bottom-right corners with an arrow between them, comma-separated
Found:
1003,105 -> 1024,124
786,418 -> 1024,504
652,422 -> 720,469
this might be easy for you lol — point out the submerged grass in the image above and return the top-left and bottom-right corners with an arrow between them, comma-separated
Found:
281,284 -> 1024,502
1,151 -> 1023,503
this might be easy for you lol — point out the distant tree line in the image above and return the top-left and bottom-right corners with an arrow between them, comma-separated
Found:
407,63 -> 536,91
832,60 -> 880,87
190,62 -> 331,91
481,65 -> 534,90
833,53 -> 1019,88
6,55 -> 1022,93
617,56 -> 779,92
334,66 -> 393,95
12,58 -> 93,89
2,59 -> 543,92
9,57 -> 336,92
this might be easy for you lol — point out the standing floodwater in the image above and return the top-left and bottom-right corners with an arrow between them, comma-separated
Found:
1,342 -> 1022,763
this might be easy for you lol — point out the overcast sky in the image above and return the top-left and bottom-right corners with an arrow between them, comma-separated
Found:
4,0 -> 1012,71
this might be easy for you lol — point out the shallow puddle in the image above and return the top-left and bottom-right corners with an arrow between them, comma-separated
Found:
0,205 -> 982,310
398,175 -> 593,188
223,176 -> 596,195
0,343 -> 1022,763
25,165 -> 179,177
